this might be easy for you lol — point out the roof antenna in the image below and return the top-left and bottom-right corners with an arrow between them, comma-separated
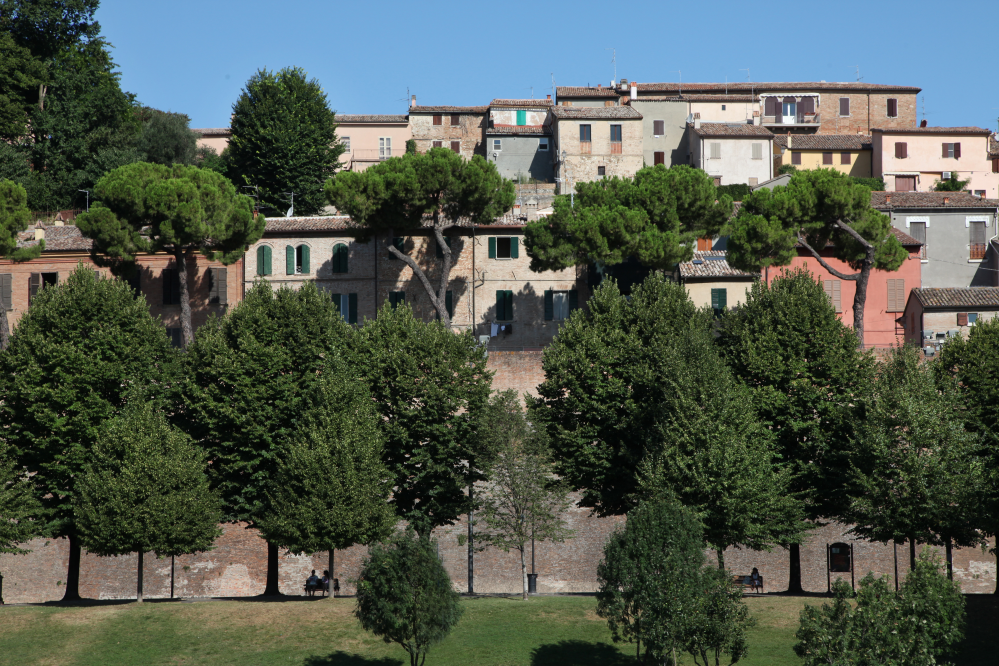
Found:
606,48 -> 617,84
853,66 -> 863,82
674,70 -> 681,97
740,69 -> 753,107
551,73 -> 556,101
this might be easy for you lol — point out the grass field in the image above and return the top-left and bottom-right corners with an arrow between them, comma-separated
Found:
1,593 -> 995,666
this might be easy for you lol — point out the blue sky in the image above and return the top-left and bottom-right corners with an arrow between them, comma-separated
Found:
97,0 -> 998,132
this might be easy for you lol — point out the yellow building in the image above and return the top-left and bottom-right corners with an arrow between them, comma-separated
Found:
673,251 -> 758,312
774,134 -> 873,178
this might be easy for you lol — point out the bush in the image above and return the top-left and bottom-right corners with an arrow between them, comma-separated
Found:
716,183 -> 751,201
852,176 -> 886,191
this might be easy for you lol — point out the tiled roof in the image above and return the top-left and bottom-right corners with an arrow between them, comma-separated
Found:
678,251 -> 757,279
555,87 -> 621,98
690,123 -> 774,138
871,126 -> 991,135
17,225 -> 93,251
490,99 -> 553,107
891,227 -> 921,245
264,216 -> 352,233
871,192 -> 999,209
912,288 -> 999,309
633,94 -> 758,103
636,82 -> 921,93
773,134 -> 872,150
337,114 -> 408,123
988,135 -> 998,159
550,106 -> 642,120
192,127 -> 231,136
409,105 -> 488,114
487,126 -> 551,135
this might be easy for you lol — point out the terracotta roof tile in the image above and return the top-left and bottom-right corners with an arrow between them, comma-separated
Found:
17,225 -> 93,252
678,251 -> 757,278
773,134 -> 872,150
912,288 -> 999,308
550,106 -> 642,120
989,135 -> 999,160
555,87 -> 621,98
891,227 -> 921,245
871,192 -> 999,209
633,94 -> 758,103
264,217 -> 353,233
871,126 -> 990,135
336,114 -> 408,123
487,126 -> 551,135
636,82 -> 921,93
690,123 -> 773,138
490,99 -> 554,107
410,105 -> 488,114
192,127 -> 231,136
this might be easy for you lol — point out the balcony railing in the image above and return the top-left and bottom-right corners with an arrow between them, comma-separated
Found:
347,149 -> 391,161
762,113 -> 821,126
971,243 -> 987,260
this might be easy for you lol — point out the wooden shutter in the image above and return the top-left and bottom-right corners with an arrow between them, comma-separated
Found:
710,143 -> 721,159
544,290 -> 554,320
162,268 -> 179,305
824,280 -> 842,312
348,293 -> 357,324
654,151 -> 665,165
433,114 -> 442,125
752,143 -> 763,160
887,98 -> 897,117
791,152 -> 801,165
496,290 -> 505,320
209,267 -> 227,305
510,237 -> 519,259
450,141 -> 460,153
942,143 -> 949,158
954,142 -> 961,159
516,110 -> 526,126
29,272 -> 40,304
568,289 -> 578,313
764,97 -> 777,116
711,288 -> 727,311
653,120 -> 665,135
957,312 -> 968,326
823,152 -> 833,165
886,279 -> 904,312
331,293 -> 342,316
286,245 -> 295,274
256,246 -> 266,275
895,142 -> 907,158
445,290 -> 453,318
841,152 -> 851,165
993,158 -> 999,173
300,245 -> 310,274
0,274 -> 11,310
800,96 -> 815,115
839,97 -> 850,116
450,114 -> 460,126
505,290 -> 513,321
488,237 -> 496,259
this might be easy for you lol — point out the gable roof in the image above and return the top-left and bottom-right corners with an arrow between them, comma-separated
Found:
636,81 -> 921,94
911,288 -> 999,309
773,134 -> 872,150
17,225 -> 93,252
871,191 -> 999,209
487,126 -> 551,135
409,105 -> 488,114
551,106 -> 642,120
677,251 -> 757,279
490,99 -> 553,108
871,126 -> 991,135
264,217 -> 353,233
555,86 -> 621,98
336,114 -> 408,123
689,123 -> 773,138
192,127 -> 231,136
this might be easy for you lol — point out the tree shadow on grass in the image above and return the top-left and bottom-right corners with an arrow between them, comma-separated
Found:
955,594 -> 999,666
531,640 -> 637,666
303,652 -> 403,666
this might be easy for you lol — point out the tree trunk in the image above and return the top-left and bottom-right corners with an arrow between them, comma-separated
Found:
521,547 -> 528,600
385,225 -> 453,326
175,250 -> 194,348
62,533 -> 82,601
716,548 -> 725,570
0,305 -> 10,350
38,83 -> 46,111
787,543 -> 804,594
136,551 -> 144,603
945,539 -> 953,580
329,549 -> 334,598
909,537 -> 916,571
263,542 -> 280,596
852,260 -> 872,348
467,484 -> 474,595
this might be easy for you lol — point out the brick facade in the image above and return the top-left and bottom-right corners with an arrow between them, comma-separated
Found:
409,106 -> 487,160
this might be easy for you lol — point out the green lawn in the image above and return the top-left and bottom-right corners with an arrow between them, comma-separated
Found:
0,594 -> 994,666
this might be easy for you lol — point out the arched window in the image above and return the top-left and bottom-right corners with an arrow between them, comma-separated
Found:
256,245 -> 272,276
286,244 -> 311,275
332,243 -> 348,273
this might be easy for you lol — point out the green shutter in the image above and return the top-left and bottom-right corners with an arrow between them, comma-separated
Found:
286,245 -> 295,274
568,289 -> 578,313
300,245 -> 310,274
496,290 -> 505,320
488,237 -> 496,259
331,293 -> 342,316
506,290 -> 514,320
257,246 -> 266,276
263,245 -> 272,275
544,290 -> 554,320
348,293 -> 357,324
445,290 -> 453,318
517,110 -> 527,126
510,237 -> 519,258
711,288 -> 727,312
333,244 -> 347,273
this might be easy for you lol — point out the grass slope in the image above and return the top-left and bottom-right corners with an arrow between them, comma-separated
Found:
0,594 -> 994,666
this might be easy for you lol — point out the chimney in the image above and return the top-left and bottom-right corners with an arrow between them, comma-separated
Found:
34,226 -> 44,241
630,81 -> 637,101
546,94 -> 551,100
943,196 -> 950,204
920,119 -> 927,128
597,83 -> 602,89
694,117 -> 701,129
787,134 -> 792,149
410,95 -> 416,108
885,195 -> 891,204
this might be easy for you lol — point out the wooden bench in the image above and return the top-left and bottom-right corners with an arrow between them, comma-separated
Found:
732,574 -> 763,593
304,581 -> 328,598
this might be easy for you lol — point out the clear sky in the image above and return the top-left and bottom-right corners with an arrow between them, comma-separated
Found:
96,0 -> 998,132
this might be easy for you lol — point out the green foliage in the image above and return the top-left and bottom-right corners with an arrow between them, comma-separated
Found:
933,172 -> 970,192
683,567 -> 755,666
777,164 -> 798,175
852,176 -> 886,191
194,144 -> 228,176
0,31 -> 47,143
0,265 -> 177,539
795,552 -> 965,666
355,529 -> 463,666
523,164 -> 733,273
474,391 -> 574,600
717,268 -> 875,519
135,107 -> 198,166
351,303 -> 492,535
227,67 -> 343,216
406,139 -> 417,155
849,346 -> 986,553
256,367 -> 396,554
716,183 -> 751,202
180,281 -> 353,527
74,401 -> 222,558
0,179 -> 43,260
2,0 -> 101,63
0,443 -> 41,555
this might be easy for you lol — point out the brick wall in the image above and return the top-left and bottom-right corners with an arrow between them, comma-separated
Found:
410,112 -> 486,160
817,93 -> 918,136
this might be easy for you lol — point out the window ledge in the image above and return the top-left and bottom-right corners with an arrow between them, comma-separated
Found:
969,259 -> 983,264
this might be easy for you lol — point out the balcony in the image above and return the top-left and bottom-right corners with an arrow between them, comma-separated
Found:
348,149 -> 392,162
762,113 -> 821,128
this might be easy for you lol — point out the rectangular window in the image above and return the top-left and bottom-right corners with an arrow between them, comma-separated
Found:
432,140 -> 442,148
492,236 -> 517,259
709,143 -> 721,159
433,115 -> 442,126
538,138 -> 549,151
968,313 -> 979,324
579,124 -> 591,142
909,221 -> 926,260
993,158 -> 999,173
841,152 -> 852,165
388,291 -> 405,309
435,290 -> 454,321
752,143 -> 763,160
697,237 -> 713,251
295,244 -> 311,274
516,110 -> 527,126
342,136 -> 351,151
161,268 -> 180,305
597,166 -> 606,177
839,97 -> 850,116
970,221 -> 987,259
435,236 -> 454,259
886,278 -> 905,312
493,139 -> 502,151
887,98 -> 898,118
942,142 -> 961,159
895,142 -> 907,159
654,151 -> 665,165
895,175 -> 916,192
722,104 -> 727,110
450,114 -> 460,126
653,120 -> 665,136
544,289 -> 579,321
0,273 -> 11,310
332,243 -> 349,273
610,124 -> 622,142
330,293 -> 358,324
823,152 -> 833,165
713,177 -> 721,187
378,137 -> 391,159
450,141 -> 460,153
791,151 -> 801,165
823,280 -> 842,313
495,290 -> 514,321
975,190 -> 986,197
389,236 -> 405,259
208,267 -> 227,305
710,288 -> 727,315
165,328 -> 183,348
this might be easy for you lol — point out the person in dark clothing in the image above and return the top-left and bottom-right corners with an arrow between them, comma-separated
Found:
305,569 -> 320,597
333,577 -> 340,598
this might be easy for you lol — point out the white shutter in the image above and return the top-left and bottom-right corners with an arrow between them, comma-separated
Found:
385,137 -> 391,157
710,143 -> 721,159
752,143 -> 763,160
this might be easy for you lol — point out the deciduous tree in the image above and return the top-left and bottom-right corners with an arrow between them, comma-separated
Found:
74,401 -> 222,602
327,147 -> 514,326
0,265 -> 178,601
76,162 -> 264,346
0,179 -> 44,348
0,442 -> 42,603
135,107 -> 198,166
726,169 -> 907,347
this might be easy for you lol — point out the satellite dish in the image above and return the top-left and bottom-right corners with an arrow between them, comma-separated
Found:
286,205 -> 294,217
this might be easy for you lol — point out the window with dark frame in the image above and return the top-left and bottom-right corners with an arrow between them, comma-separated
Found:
331,243 -> 349,273
161,268 -> 180,305
942,143 -> 961,159
495,237 -> 512,259
495,290 -> 514,321
450,141 -> 460,153
909,222 -> 926,260
841,152 -> 852,165
597,166 -> 606,177
432,140 -> 442,148
388,291 -> 405,309
579,124 -> 591,142
493,139 -> 502,151
208,267 -> 227,305
791,152 -> 801,165
0,273 -> 12,311
839,97 -> 850,116
654,151 -> 665,165
388,236 -> 405,259
823,152 -> 833,165
970,221 -> 987,259
165,328 -> 183,348
539,138 -> 549,151
433,115 -> 442,125
544,289 -> 578,321
329,293 -> 358,324
710,288 -> 727,316
610,124 -> 622,153
895,142 -> 907,159
653,120 -> 665,136
887,98 -> 898,118
450,114 -> 460,126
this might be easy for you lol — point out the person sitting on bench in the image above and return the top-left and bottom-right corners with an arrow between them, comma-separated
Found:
305,570 -> 321,597
749,567 -> 762,593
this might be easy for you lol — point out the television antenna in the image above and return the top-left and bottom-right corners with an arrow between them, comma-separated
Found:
674,70 -> 682,97
283,191 -> 295,218
242,186 -> 260,214
852,66 -> 863,82
740,69 -> 754,106
606,48 -> 616,83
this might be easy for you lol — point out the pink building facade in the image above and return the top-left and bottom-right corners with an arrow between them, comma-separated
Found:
873,127 -> 999,198
765,228 -> 923,347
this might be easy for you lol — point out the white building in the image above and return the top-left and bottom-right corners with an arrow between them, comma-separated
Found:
688,121 -> 774,187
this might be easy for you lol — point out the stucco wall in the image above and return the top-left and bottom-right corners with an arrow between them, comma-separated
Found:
486,134 -> 554,182
780,148 -> 873,178
688,100 -> 758,124
490,108 -> 548,126
557,118 -> 643,184
339,122 -> 411,171
875,131 -> 998,197
693,135 -> 773,185
888,209 -> 998,288
630,100 -> 688,166
683,280 -> 754,310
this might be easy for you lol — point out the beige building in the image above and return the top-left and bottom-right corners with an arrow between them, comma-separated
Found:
774,134 -> 873,178
193,127 -> 231,156
688,122 -> 774,186
872,126 -> 999,197
550,105 -> 643,185
408,104 -> 488,160
901,287 -> 999,348
673,251 -> 757,312
337,115 -> 411,171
